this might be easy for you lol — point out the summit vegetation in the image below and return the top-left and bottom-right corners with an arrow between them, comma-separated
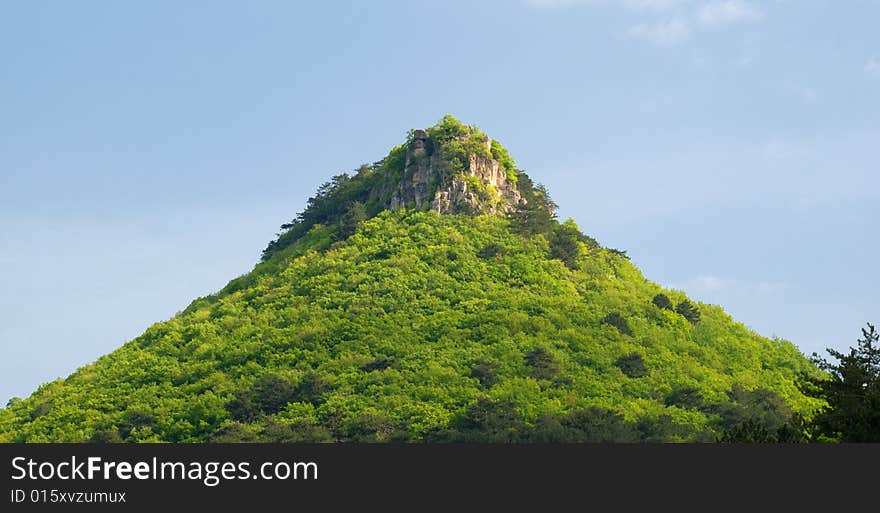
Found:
2,115 -> 869,443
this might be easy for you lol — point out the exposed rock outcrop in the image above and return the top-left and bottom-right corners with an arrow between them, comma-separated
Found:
390,129 -> 523,215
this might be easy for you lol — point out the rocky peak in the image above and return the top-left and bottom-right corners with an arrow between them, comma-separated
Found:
261,116 -> 530,261
389,125 -> 524,215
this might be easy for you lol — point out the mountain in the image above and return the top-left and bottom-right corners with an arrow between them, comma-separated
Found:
0,115 -> 823,443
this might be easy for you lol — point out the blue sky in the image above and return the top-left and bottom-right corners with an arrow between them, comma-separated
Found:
1,0 -> 877,403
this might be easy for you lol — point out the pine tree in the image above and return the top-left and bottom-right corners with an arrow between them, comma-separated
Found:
337,201 -> 368,240
652,293 -> 673,310
675,300 -> 701,324
807,323 -> 880,442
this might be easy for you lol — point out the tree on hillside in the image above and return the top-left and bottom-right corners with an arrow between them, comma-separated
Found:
713,386 -> 807,443
718,416 -> 809,443
525,347 -> 560,380
509,198 -> 555,236
337,201 -> 367,240
652,294 -> 673,310
548,219 -> 599,270
603,312 -> 632,336
614,353 -> 649,378
675,300 -> 701,324
508,172 -> 557,236
807,323 -> 880,442
530,407 -> 640,443
549,222 -> 582,269
469,360 -> 498,388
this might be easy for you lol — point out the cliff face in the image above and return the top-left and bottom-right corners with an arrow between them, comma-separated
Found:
390,129 -> 523,215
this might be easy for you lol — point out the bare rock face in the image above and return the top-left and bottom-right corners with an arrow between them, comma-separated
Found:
390,129 -> 524,215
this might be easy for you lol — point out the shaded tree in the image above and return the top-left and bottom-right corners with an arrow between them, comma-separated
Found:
606,248 -> 629,260
28,402 -> 50,422
228,374 -> 299,421
806,323 -> 880,442
718,419 -> 773,443
549,220 -> 594,269
293,372 -> 332,406
452,398 -> 525,443
603,312 -> 633,336
264,419 -> 334,443
252,374 -> 298,415
675,300 -> 701,324
469,360 -> 498,388
336,201 -> 367,240
509,201 -> 554,237
508,172 -> 556,236
708,385 -> 800,441
665,387 -> 704,410
477,243 -> 504,259
227,391 -> 260,423
361,357 -> 396,372
341,414 -> 408,442
525,347 -> 560,380
719,416 -> 808,443
614,353 -> 648,378
210,422 -> 261,443
637,414 -> 713,443
530,407 -> 640,443
118,409 -> 157,439
652,293 -> 673,310
89,428 -> 123,444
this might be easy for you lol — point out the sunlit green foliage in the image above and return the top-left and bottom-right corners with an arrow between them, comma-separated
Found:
425,114 -> 471,144
0,209 -> 823,443
0,115 -> 826,443
491,139 -> 517,185
261,115 -> 521,261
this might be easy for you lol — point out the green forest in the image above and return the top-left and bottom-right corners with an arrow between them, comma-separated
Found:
1,116 -> 876,443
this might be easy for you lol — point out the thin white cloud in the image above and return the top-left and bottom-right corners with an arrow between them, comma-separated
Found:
763,139 -> 795,161
694,274 -> 726,290
527,0 -> 683,10
628,18 -> 690,45
667,275 -> 786,296
801,87 -> 819,103
750,281 -> 786,295
866,56 -> 880,78
622,0 -> 683,11
525,0 -> 596,7
524,0 -> 762,47
696,0 -> 760,27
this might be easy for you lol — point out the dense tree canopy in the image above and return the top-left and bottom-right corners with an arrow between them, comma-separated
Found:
0,210 -> 822,442
0,115 -> 832,443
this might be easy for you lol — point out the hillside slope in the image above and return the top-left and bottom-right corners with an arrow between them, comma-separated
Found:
0,117 -> 822,442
